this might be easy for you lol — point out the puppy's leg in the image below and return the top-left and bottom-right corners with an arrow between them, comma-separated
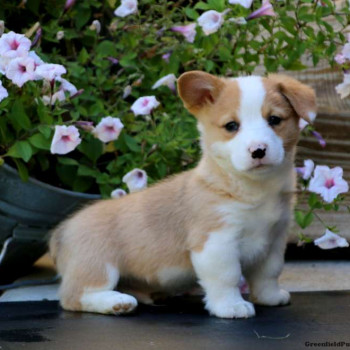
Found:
191,230 -> 255,319
245,225 -> 290,306
59,263 -> 138,315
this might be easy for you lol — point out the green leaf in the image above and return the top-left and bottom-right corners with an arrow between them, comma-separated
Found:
9,100 -> 32,131
77,164 -> 99,177
7,141 -> 33,162
295,210 -> 305,228
38,125 -> 52,139
185,7 -> 199,20
29,133 -> 51,150
78,137 -> 103,163
73,176 -> 94,192
123,134 -> 141,152
96,41 -> 117,57
13,159 -> 29,182
57,157 -> 80,166
303,212 -> 314,228
194,2 -> 211,10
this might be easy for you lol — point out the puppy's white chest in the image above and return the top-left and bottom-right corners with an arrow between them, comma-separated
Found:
217,197 -> 284,261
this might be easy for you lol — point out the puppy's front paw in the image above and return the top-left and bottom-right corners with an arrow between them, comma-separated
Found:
209,300 -> 256,319
253,288 -> 290,306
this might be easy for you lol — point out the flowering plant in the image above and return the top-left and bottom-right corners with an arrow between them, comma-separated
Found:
0,0 -> 349,248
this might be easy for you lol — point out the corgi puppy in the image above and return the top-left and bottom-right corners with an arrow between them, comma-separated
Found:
50,71 -> 316,318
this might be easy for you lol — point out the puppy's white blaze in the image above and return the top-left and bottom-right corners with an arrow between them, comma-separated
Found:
211,76 -> 285,173
235,76 -> 266,123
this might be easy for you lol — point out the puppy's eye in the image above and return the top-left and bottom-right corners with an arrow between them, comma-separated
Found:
224,121 -> 240,132
268,115 -> 282,127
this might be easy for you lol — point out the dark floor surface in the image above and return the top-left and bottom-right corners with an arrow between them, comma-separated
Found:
0,292 -> 350,350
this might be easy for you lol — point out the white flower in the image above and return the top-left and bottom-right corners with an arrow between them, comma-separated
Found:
152,74 -> 177,92
0,56 -> 11,75
90,20 -> 101,34
341,43 -> 350,60
131,96 -> 160,116
56,31 -> 65,40
122,168 -> 147,192
114,0 -> 138,17
296,159 -> 314,180
35,63 -> 66,81
171,23 -> 197,43
93,116 -> 124,143
0,80 -> 8,102
123,85 -> 132,99
299,119 -> 309,130
314,230 -> 349,250
42,77 -> 77,105
229,0 -> 253,8
335,73 -> 350,99
50,125 -> 82,155
111,188 -> 127,199
308,165 -> 349,203
28,50 -> 44,67
197,10 -> 225,35
0,31 -> 31,58
5,56 -> 36,87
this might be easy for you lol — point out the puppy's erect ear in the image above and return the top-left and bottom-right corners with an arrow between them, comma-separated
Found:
268,74 -> 317,123
177,71 -> 224,115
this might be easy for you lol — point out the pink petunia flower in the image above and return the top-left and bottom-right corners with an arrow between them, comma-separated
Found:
93,116 -> 124,143
0,31 -> 31,59
28,50 -> 44,67
162,52 -> 171,63
131,96 -> 160,116
152,74 -> 177,92
0,56 -> 11,75
35,63 -> 66,81
42,77 -> 77,105
111,188 -> 127,199
171,23 -> 197,43
335,73 -> 350,99
0,80 -> 8,102
229,0 -> 253,8
197,10 -> 225,35
314,229 -> 349,250
308,165 -> 349,203
5,56 -> 36,87
246,0 -> 276,20
296,159 -> 314,180
311,130 -> 326,148
341,43 -> 350,61
50,125 -> 82,155
122,168 -> 147,192
299,119 -> 309,130
64,0 -> 76,11
335,53 -> 346,65
114,0 -> 138,17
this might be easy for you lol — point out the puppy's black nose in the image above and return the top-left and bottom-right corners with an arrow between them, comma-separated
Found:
251,148 -> 266,159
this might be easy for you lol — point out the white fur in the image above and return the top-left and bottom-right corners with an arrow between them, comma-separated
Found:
211,76 -> 284,173
80,263 -> 138,314
191,229 -> 255,318
80,291 -> 137,315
